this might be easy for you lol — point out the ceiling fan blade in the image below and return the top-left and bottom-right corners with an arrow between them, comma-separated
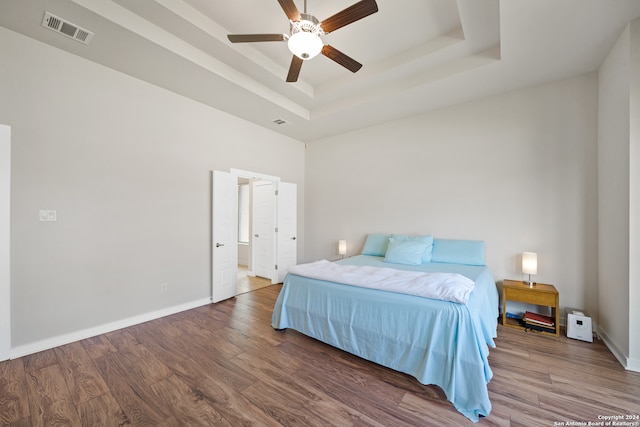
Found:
277,0 -> 301,22
286,56 -> 303,82
320,0 -> 378,34
321,45 -> 362,73
227,34 -> 288,43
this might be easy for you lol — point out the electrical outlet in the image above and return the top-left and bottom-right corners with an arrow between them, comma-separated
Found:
160,283 -> 168,293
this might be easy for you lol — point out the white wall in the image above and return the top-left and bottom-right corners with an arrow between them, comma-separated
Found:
0,124 -> 10,361
630,18 -> 640,370
597,19 -> 640,371
306,74 -> 599,317
598,24 -> 631,366
0,27 -> 305,349
238,243 -> 249,266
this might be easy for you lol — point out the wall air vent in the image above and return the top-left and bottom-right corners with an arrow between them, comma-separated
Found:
42,12 -> 94,45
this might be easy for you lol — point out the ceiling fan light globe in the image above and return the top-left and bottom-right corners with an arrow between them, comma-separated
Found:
288,31 -> 323,60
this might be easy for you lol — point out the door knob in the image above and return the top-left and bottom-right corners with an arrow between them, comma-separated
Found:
254,234 -> 259,238
216,243 -> 224,247
291,236 -> 296,240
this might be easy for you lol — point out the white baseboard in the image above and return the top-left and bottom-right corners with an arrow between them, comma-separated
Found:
9,297 -> 211,360
626,355 -> 640,372
597,326 -> 640,372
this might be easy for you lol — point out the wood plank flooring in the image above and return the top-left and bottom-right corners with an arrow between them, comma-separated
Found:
1,284 -> 639,426
237,265 -> 272,295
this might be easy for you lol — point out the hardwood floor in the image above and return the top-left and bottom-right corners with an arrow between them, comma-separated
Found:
1,285 -> 639,426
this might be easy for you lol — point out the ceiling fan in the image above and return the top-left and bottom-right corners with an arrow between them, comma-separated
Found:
227,0 -> 379,82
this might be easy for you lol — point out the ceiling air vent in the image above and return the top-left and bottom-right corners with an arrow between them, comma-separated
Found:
272,118 -> 289,125
42,12 -> 94,45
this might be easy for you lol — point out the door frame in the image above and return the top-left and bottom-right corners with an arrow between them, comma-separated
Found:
1,124 -> 11,361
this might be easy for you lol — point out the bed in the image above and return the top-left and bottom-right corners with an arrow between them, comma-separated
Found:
271,236 -> 499,422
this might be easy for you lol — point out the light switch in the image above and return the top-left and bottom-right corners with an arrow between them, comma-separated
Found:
39,210 -> 57,221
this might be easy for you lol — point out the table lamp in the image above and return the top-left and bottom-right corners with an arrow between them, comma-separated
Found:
338,240 -> 347,258
522,252 -> 537,287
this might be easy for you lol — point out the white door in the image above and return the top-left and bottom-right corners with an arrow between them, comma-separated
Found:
0,125 -> 10,361
276,182 -> 297,283
252,181 -> 275,280
211,170 -> 238,303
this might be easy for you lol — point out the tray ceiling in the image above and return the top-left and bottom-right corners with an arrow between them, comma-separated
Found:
1,0 -> 640,142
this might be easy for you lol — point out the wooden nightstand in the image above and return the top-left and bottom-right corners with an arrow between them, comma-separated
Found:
502,279 -> 560,336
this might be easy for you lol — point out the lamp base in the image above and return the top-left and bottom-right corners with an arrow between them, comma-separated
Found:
523,273 -> 536,288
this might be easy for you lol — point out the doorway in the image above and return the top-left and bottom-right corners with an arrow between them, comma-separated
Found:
1,124 -> 10,361
236,177 -> 275,294
211,169 -> 297,302
230,169 -> 282,289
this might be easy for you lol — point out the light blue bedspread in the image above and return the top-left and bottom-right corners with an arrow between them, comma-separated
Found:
271,255 -> 499,422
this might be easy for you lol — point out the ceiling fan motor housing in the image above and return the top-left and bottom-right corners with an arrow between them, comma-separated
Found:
288,13 -> 324,59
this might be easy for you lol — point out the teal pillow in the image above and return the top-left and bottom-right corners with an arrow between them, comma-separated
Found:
383,237 -> 430,265
361,234 -> 391,256
431,239 -> 486,266
392,234 -> 434,263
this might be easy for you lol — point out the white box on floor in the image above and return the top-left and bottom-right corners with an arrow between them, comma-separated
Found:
566,309 -> 593,342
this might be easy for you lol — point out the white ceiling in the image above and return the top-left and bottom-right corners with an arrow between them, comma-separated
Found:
1,0 -> 640,142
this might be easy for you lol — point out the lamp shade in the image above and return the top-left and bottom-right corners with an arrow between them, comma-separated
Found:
338,240 -> 347,256
522,252 -> 538,275
288,31 -> 323,60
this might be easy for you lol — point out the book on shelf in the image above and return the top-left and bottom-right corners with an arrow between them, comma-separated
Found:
523,311 -> 554,327
524,322 -> 556,334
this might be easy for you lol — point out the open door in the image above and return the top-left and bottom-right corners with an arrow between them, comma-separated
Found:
276,182 -> 297,283
211,170 -> 238,303
0,125 -> 10,361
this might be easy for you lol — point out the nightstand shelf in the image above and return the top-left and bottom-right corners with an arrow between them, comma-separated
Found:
502,279 -> 560,336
